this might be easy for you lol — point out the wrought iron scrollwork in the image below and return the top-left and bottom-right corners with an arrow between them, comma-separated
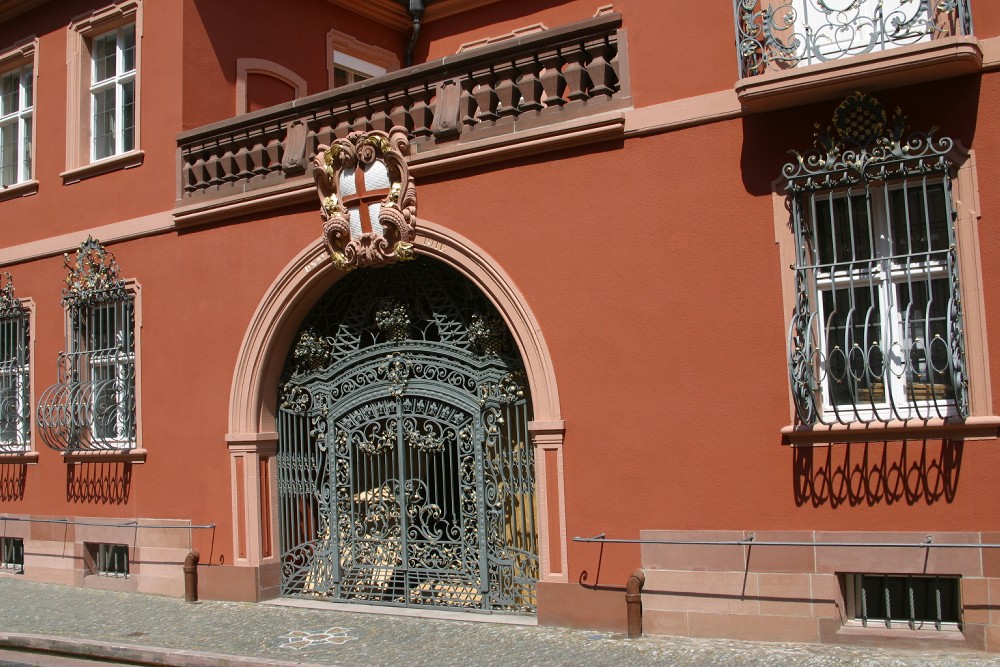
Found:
784,94 -> 969,425
0,274 -> 30,452
36,238 -> 136,451
277,258 -> 537,612
735,0 -> 974,77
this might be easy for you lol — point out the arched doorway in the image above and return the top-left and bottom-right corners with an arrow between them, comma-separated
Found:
276,257 -> 538,612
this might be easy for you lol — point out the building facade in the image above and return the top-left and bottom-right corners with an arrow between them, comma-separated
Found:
1,0 -> 1000,652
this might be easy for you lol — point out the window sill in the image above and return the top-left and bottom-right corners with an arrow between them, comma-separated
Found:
0,180 -> 38,202
61,150 -> 144,185
837,621 -> 965,643
736,36 -> 983,113
0,451 -> 39,464
782,416 -> 1000,446
62,448 -> 146,464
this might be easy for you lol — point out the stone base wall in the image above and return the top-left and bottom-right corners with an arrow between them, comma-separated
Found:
1,514 -> 193,597
640,530 -> 1000,652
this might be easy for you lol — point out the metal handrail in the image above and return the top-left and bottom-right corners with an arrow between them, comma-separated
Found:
574,533 -> 1000,549
0,516 -> 215,529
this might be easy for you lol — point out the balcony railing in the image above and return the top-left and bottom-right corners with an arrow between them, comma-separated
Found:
734,0 -> 974,78
178,13 -> 627,203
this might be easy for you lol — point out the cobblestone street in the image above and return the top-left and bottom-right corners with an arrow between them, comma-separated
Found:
0,578 -> 998,666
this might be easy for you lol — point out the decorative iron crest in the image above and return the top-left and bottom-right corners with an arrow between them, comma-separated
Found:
313,127 -> 417,272
0,273 -> 25,318
783,92 -> 953,189
61,236 -> 127,306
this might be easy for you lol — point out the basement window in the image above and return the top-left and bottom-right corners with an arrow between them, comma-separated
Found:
845,574 -> 961,631
87,542 -> 129,578
0,537 -> 23,573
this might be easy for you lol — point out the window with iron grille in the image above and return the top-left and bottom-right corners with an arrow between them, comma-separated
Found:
0,537 -> 23,573
87,542 -> 129,578
785,93 -> 968,425
0,273 -> 29,452
37,238 -> 137,452
0,62 -> 32,186
845,574 -> 961,630
90,23 -> 135,161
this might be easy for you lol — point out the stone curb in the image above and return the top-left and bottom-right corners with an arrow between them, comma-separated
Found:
0,632 -> 331,667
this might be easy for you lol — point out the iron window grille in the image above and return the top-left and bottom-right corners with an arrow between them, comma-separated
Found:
734,0 -> 974,77
37,238 -> 137,451
87,542 -> 129,578
0,537 -> 23,573
845,574 -> 961,631
0,273 -> 29,452
785,93 -> 968,425
90,23 -> 135,161
0,63 -> 32,186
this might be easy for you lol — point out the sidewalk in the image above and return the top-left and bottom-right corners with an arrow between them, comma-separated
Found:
1,578 -> 998,667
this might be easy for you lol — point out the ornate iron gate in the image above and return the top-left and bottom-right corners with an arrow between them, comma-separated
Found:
277,259 -> 537,612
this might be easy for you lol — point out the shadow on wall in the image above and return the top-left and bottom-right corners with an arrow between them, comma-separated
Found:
0,464 -> 26,501
792,440 -> 962,508
66,462 -> 132,504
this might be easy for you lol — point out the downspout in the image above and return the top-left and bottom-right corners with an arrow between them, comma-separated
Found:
625,569 -> 645,638
184,549 -> 200,603
405,0 -> 425,67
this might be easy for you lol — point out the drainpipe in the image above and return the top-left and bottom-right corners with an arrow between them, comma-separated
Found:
625,568 -> 645,638
405,0 -> 425,68
184,549 -> 200,603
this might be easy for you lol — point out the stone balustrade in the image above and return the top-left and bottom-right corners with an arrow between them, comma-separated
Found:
177,13 -> 628,202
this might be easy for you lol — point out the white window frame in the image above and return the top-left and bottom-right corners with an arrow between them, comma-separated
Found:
69,294 -> 136,448
325,29 -> 398,91
0,63 -> 33,187
89,23 -> 135,162
64,1 -> 142,179
810,180 -> 957,422
332,51 -> 386,86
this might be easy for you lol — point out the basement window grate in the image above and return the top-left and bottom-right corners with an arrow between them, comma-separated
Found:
846,574 -> 961,631
88,543 -> 129,578
0,537 -> 23,573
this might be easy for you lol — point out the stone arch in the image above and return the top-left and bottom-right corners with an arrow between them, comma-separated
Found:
226,219 -> 567,592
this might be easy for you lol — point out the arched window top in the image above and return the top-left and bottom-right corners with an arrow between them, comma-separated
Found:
235,58 -> 307,115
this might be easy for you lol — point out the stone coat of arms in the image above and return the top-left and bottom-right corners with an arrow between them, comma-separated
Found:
312,127 -> 417,271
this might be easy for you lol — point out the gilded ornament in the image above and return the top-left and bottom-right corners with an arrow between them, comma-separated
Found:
312,127 -> 417,271
61,236 -> 127,306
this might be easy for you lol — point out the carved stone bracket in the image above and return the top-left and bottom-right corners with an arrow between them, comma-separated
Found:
312,127 -> 417,271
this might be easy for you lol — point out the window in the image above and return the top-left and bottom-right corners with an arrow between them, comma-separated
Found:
65,1 -> 141,178
332,51 -> 384,87
74,298 -> 136,444
37,238 -> 138,452
0,273 -> 29,452
845,574 -> 960,631
0,63 -> 32,186
90,24 -> 135,160
785,93 -> 971,425
326,29 -> 397,90
0,537 -> 23,573
87,542 -> 129,578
